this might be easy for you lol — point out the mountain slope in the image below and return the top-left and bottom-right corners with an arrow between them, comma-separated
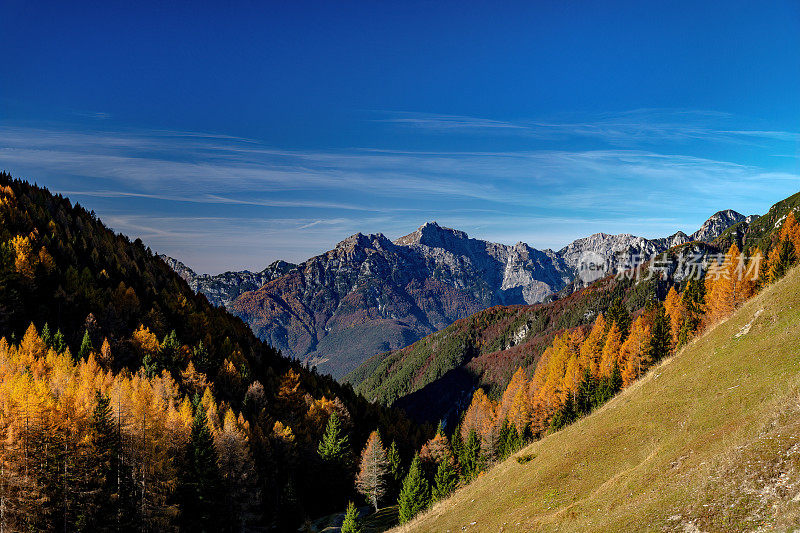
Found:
222,213 -> 744,378
397,265 -> 800,532
0,174 -> 429,530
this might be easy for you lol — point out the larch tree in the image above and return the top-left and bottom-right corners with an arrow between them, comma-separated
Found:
460,388 -> 497,459
419,432 -> 455,468
620,316 -> 652,387
496,367 -> 528,424
664,286 -> 684,347
599,322 -> 622,379
580,314 -> 608,377
705,245 -> 740,322
355,430 -> 389,512
561,355 -> 583,403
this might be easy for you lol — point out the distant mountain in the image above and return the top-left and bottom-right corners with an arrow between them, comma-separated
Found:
158,255 -> 296,308
164,210 -> 745,379
347,195 -> 799,427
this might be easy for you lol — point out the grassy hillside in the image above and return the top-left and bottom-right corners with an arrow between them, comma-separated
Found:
396,265 -> 800,532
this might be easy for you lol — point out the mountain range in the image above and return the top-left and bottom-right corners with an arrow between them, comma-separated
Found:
166,209 -> 753,378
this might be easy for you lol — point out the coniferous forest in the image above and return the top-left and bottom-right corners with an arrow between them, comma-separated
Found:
0,173 -> 432,531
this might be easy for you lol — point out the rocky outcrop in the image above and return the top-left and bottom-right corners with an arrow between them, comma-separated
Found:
158,255 -> 296,308
690,210 -> 747,242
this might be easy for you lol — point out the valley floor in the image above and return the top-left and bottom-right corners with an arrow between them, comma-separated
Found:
394,267 -> 800,532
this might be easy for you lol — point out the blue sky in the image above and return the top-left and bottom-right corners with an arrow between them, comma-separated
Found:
1,0 -> 798,273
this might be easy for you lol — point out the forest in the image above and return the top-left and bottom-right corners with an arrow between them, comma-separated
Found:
0,174 -> 432,531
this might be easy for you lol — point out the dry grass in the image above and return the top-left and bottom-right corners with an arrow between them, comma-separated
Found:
394,267 -> 800,532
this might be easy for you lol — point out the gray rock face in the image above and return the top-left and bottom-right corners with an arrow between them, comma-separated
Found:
690,210 -> 747,242
158,255 -> 296,308
165,210 -> 750,378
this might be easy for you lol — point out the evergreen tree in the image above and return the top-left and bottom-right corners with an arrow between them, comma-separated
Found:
550,397 -> 577,431
88,390 -> 119,529
193,341 -> 211,374
387,440 -> 404,499
769,238 -> 795,281
52,328 -> 67,354
78,329 -> 93,359
461,430 -> 481,480
450,427 -> 464,465
317,412 -> 350,464
180,405 -> 224,532
497,420 -> 521,459
161,329 -> 180,371
397,454 -> 430,524
340,501 -> 363,533
648,303 -> 672,362
431,459 -> 458,502
41,322 -> 51,346
606,297 -> 631,339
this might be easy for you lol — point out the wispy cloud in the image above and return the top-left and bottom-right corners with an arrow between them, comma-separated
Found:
378,108 -> 800,146
0,118 -> 796,272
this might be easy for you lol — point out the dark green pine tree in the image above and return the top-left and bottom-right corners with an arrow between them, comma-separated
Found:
317,412 -> 350,463
52,329 -> 67,354
78,329 -> 93,359
461,430 -> 481,480
386,440 -> 404,499
648,302 -> 672,363
606,297 -> 631,340
340,501 -> 363,533
193,341 -> 211,375
161,330 -> 180,371
397,454 -> 430,524
431,460 -> 458,502
180,405 -> 224,532
41,322 -> 52,346
450,427 -> 464,468
497,420 -> 523,460
87,390 -> 119,529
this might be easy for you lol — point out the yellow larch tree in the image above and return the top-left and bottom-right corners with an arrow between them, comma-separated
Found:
460,388 -> 497,455
620,316 -> 652,387
580,314 -> 607,377
663,286 -> 684,347
599,322 -> 622,378
496,367 -> 528,424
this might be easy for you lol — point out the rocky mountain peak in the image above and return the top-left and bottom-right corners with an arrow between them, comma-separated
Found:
335,231 -> 392,252
691,210 -> 747,242
394,221 -> 469,248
